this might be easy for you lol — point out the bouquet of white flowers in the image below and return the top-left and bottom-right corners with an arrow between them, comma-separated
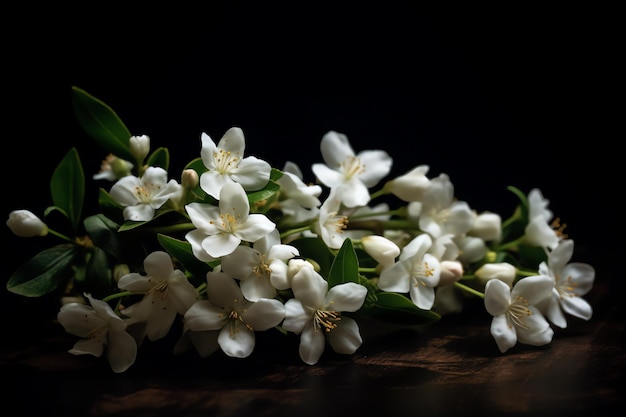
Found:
5,87 -> 596,373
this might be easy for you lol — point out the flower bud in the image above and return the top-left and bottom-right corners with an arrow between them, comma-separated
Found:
439,260 -> 464,286
7,210 -> 48,237
470,211 -> 502,241
181,169 -> 199,189
361,235 -> 400,269
129,135 -> 150,161
475,262 -> 516,287
387,165 -> 431,202
287,258 -> 315,279
93,154 -> 133,181
113,264 -> 130,283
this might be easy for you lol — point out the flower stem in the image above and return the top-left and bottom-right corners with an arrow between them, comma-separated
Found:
454,282 -> 484,299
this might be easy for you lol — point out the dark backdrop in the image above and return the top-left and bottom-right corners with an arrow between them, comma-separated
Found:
3,5 -> 619,308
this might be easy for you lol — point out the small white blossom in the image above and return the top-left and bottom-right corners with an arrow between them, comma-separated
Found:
185,182 -> 276,259
312,130 -> 392,207
183,271 -> 285,358
361,235 -> 400,270
386,164 -> 431,202
220,229 -> 300,301
117,251 -> 198,341
199,127 -> 271,199
109,166 -> 181,221
476,262 -> 517,287
313,190 -> 349,250
6,210 -> 48,237
523,188 -> 561,250
57,293 -> 137,373
484,276 -> 554,353
378,234 -> 441,310
282,265 -> 367,365
93,154 -> 133,181
536,239 -> 595,328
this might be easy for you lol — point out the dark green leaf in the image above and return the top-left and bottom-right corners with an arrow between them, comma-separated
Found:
71,86 -> 133,162
98,188 -> 125,225
7,246 -> 77,297
289,237 -> 334,277
157,234 -> 213,279
146,147 -> 170,170
327,238 -> 359,287
50,148 -> 84,233
84,214 -> 122,259
85,246 -> 114,296
358,292 -> 441,325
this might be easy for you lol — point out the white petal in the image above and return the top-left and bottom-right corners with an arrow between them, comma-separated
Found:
57,303 -> 101,337
236,214 -> 276,243
378,262 -> 410,293
512,275 -> 553,305
325,283 -> 367,312
484,279 -> 511,316
69,337 -> 105,357
299,322 -> 326,365
218,322 -> 255,358
185,229 -> 217,262
199,171 -> 234,200
123,205 -> 155,222
231,157 -> 271,191
200,132 -> 218,169
185,300 -> 227,331
549,239 -> 574,271
562,263 -> 595,295
220,246 -> 259,280
106,330 -> 137,373
311,163 -> 343,188
168,273 -> 199,314
185,203 -> 221,234
327,316 -> 362,354
560,295 -> 593,321
219,182 -> 250,217
201,233 -> 242,258
242,298 -> 285,331
109,176 -> 142,206
117,273 -> 153,293
205,272 -> 242,307
217,127 -> 246,153
282,299 -> 310,333
240,278 -> 277,302
142,251 -> 175,282
357,150 -> 392,187
337,180 -> 371,208
291,266 -> 327,308
490,314 -> 517,353
410,285 -> 436,310
189,330 -> 220,358
320,131 -> 354,167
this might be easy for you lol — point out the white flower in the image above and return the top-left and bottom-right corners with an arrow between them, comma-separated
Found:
220,229 -> 300,301
417,173 -> 474,239
199,127 -> 271,199
185,182 -> 276,259
537,239 -> 595,328
361,235 -> 400,270
109,166 -> 181,221
117,251 -> 198,341
378,234 -> 441,310
314,190 -> 349,250
484,276 -> 554,353
129,134 -> 150,161
183,271 -> 285,358
6,210 -> 48,237
282,265 -> 367,365
386,164 -> 431,202
312,130 -> 392,207
523,188 -> 561,250
57,293 -> 137,373
278,161 -> 322,210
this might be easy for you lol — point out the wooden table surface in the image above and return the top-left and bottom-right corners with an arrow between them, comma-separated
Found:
2,248 -> 623,417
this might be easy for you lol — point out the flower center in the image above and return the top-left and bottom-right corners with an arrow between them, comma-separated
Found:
133,181 -> 163,204
148,279 -> 170,302
325,212 -> 349,234
213,148 -> 240,174
412,259 -> 436,286
556,274 -> 578,298
252,253 -> 272,278
507,295 -> 532,329
550,217 -> 568,239
217,209 -> 242,233
340,156 -> 365,180
314,309 -> 341,333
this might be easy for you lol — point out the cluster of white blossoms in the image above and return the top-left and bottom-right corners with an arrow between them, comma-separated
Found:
6,87 -> 596,373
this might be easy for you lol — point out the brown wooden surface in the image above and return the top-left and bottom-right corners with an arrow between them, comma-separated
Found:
2,249 -> 623,417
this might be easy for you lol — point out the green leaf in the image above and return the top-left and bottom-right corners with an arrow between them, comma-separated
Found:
146,147 -> 170,170
71,86 -> 133,162
98,188 -> 125,225
289,237 -> 334,277
359,292 -> 441,325
84,214 -> 122,259
50,147 -> 84,233
157,234 -> 213,279
85,246 -> 114,296
327,238 -> 359,287
7,246 -> 78,297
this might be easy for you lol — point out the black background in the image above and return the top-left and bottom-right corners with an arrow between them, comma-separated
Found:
3,4 -> 619,307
